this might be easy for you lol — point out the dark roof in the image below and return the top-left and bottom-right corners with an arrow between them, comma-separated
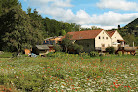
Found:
107,30 -> 116,37
44,36 -> 63,40
60,29 -> 103,41
36,45 -> 50,50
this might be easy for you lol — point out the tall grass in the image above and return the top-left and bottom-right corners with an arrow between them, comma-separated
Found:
0,52 -> 137,92
0,52 -> 13,58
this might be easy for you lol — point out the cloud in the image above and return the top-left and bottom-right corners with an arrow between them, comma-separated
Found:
91,11 -> 138,26
81,25 -> 117,30
51,0 -> 73,7
39,6 -> 138,27
27,0 -> 138,29
97,0 -> 138,11
29,0 -> 73,8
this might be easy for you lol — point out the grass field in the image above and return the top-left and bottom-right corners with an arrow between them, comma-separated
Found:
0,52 -> 138,92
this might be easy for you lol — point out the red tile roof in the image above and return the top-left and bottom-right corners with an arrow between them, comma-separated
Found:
107,30 -> 116,37
60,29 -> 103,41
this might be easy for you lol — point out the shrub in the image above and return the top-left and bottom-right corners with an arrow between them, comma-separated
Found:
46,52 -> 54,57
72,44 -> 83,54
79,52 -> 90,58
53,45 -> 63,52
106,47 -> 115,54
89,51 -> 99,57
0,52 -> 13,58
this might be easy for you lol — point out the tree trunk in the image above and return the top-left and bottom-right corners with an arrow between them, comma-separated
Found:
65,47 -> 67,53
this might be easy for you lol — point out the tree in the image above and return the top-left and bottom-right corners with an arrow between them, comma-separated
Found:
27,7 -> 31,15
60,34 -> 83,53
118,25 -> 120,30
0,6 -> 43,52
61,34 -> 73,53
53,45 -> 63,52
123,34 -> 136,46
91,26 -> 102,30
0,0 -> 2,15
72,43 -> 83,54
0,0 -> 20,15
60,29 -> 66,36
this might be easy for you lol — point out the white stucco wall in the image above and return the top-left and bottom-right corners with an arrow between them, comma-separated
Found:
95,30 -> 111,48
111,31 -> 124,47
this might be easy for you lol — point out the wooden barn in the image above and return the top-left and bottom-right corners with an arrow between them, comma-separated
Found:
32,45 -> 50,56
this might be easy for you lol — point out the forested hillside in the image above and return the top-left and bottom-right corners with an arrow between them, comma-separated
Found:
118,18 -> 138,46
0,0 -> 80,52
125,18 -> 138,29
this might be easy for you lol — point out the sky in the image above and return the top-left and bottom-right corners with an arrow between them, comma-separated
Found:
19,0 -> 138,30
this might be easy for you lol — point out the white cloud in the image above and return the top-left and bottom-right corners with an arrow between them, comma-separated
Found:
39,7 -> 138,29
97,0 -> 138,11
81,25 -> 117,30
29,0 -> 73,7
28,0 -> 138,30
51,0 -> 73,7
91,11 -> 138,26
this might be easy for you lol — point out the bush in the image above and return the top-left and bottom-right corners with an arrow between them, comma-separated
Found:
79,52 -> 90,58
89,51 -> 99,57
106,47 -> 115,54
72,44 -> 83,54
46,52 -> 55,57
0,52 -> 13,58
53,45 -> 63,52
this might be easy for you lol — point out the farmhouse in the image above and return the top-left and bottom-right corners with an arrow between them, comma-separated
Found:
107,30 -> 124,48
60,29 -> 125,52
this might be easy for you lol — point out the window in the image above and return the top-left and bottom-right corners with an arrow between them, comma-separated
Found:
106,37 -> 108,39
103,37 -> 104,39
99,36 -> 101,39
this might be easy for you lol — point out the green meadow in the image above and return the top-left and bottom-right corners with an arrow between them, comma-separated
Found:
0,52 -> 137,92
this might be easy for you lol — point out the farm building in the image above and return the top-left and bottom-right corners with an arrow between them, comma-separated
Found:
32,45 -> 50,55
107,30 -> 124,48
60,29 -> 136,53
43,36 -> 63,45
43,36 -> 62,52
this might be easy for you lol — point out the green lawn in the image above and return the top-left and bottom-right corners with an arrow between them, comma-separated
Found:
0,52 -> 137,92
0,52 -> 13,58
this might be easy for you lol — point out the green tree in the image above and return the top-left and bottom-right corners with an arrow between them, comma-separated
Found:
0,0 -> 2,15
54,45 -> 63,52
0,0 -> 20,15
60,29 -> 66,36
61,34 -> 73,53
118,25 -> 120,30
124,34 -> 136,46
72,43 -> 83,54
27,7 -> 31,15
91,26 -> 101,30
0,7 -> 43,52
